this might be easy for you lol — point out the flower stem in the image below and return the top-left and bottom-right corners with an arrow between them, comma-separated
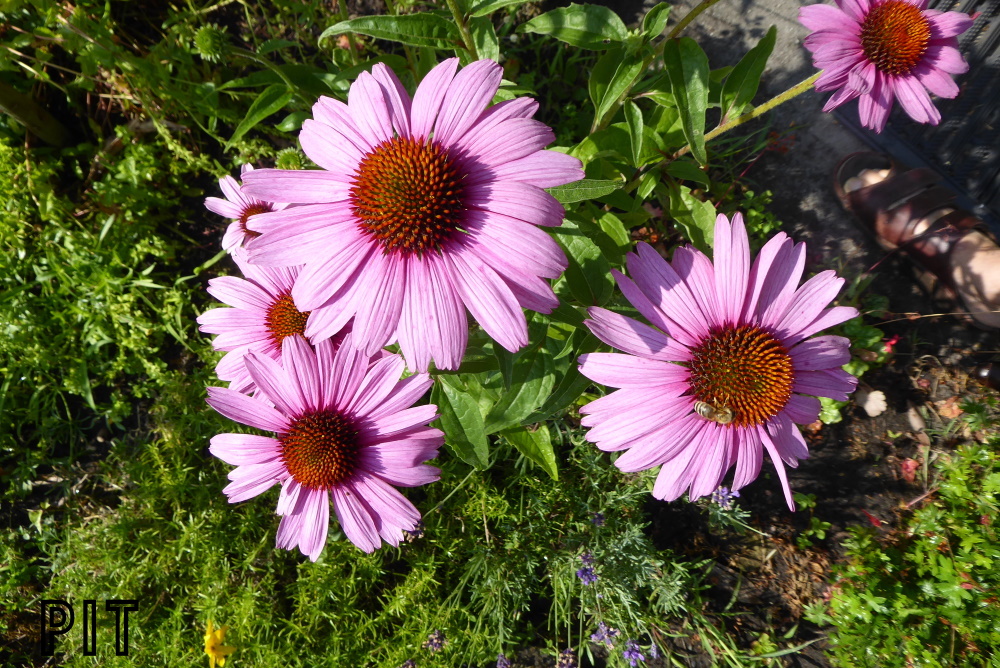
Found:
669,71 -> 820,160
445,0 -> 479,60
664,0 -> 724,40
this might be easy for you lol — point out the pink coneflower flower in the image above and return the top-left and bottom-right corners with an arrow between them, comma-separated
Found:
196,250 -> 314,394
578,214 -> 858,510
799,0 -> 973,132
206,335 -> 442,558
240,58 -> 583,371
205,164 -> 288,250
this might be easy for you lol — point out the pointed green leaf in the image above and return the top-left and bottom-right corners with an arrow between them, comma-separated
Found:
663,37 -> 709,165
470,0 -> 530,17
502,425 -> 558,480
432,376 -> 489,468
592,50 -> 645,123
546,178 -> 622,204
720,25 -> 776,123
550,218 -> 615,306
225,83 -> 293,148
624,100 -> 644,165
641,3 -> 671,40
665,182 -> 716,252
665,158 -> 710,186
470,16 -> 500,61
518,3 -> 629,50
321,14 -> 462,49
484,320 -> 555,433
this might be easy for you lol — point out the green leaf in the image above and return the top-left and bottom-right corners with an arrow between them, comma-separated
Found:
720,25 -> 776,123
518,3 -> 629,50
665,158 -> 709,186
591,48 -> 645,123
624,100 -> 644,166
502,425 -> 558,480
526,331 -> 601,422
663,37 -> 710,165
598,211 -> 632,265
484,321 -> 555,433
258,39 -> 299,55
641,2 -> 671,40
432,375 -> 490,468
321,14 -> 462,49
470,16 -> 500,61
225,83 -> 293,148
550,217 -> 615,306
469,0 -> 530,17
665,183 -> 716,253
276,110 -> 310,132
546,178 -> 622,204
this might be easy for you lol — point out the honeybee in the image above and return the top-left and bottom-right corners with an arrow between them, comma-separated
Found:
693,401 -> 734,425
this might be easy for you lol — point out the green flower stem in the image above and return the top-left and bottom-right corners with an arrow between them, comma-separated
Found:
622,71 -> 821,192
664,0 -> 725,41
445,0 -> 479,60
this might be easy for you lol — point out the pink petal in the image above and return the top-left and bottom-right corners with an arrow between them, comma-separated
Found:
789,334 -> 852,370
467,180 -> 566,227
410,58 -> 460,139
758,426 -> 795,511
331,485 -> 380,553
349,71 -> 394,147
480,150 -> 584,189
585,393 -> 692,452
793,368 -> 857,401
799,3 -> 862,33
344,354 -> 407,417
222,460 -> 285,502
578,352 -> 687,388
926,10 -> 974,39
244,351 -> 302,417
585,306 -> 692,362
370,63 -> 412,137
349,250 -> 405,357
209,433 -> 282,466
299,118 -> 365,174
892,74 -> 941,125
206,386 -> 290,433
281,335 -> 323,413
732,428 -> 763,490
613,271 -> 693,347
713,213 -> 751,325
627,242 -> 712,342
396,252 -> 467,372
612,413 -> 702,469
784,394 -> 822,424
446,247 -> 527,353
433,59 -> 503,146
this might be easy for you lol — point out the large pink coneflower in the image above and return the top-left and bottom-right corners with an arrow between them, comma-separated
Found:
578,214 -> 858,510
239,58 -> 583,371
206,334 -> 442,558
800,0 -> 973,132
205,164 -> 288,250
196,250 -> 314,394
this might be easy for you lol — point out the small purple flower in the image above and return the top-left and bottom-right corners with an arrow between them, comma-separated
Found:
622,639 -> 645,667
422,630 -> 446,653
648,642 -> 660,659
399,661 -> 416,668
576,566 -> 598,585
555,648 -> 577,668
580,552 -> 595,566
591,512 -> 605,527
710,486 -> 740,511
590,621 -> 620,648
496,653 -> 511,668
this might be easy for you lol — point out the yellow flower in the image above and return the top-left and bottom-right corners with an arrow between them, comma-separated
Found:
204,620 -> 236,668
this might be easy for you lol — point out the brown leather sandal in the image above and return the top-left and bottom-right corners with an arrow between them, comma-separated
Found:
834,152 -> 1000,330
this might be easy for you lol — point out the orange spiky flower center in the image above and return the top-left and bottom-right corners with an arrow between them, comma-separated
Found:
687,324 -> 794,428
860,0 -> 931,75
239,203 -> 272,239
279,410 -> 360,489
265,293 -> 310,350
350,136 -> 468,253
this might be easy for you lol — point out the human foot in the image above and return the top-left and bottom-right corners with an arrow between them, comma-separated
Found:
834,152 -> 1000,330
